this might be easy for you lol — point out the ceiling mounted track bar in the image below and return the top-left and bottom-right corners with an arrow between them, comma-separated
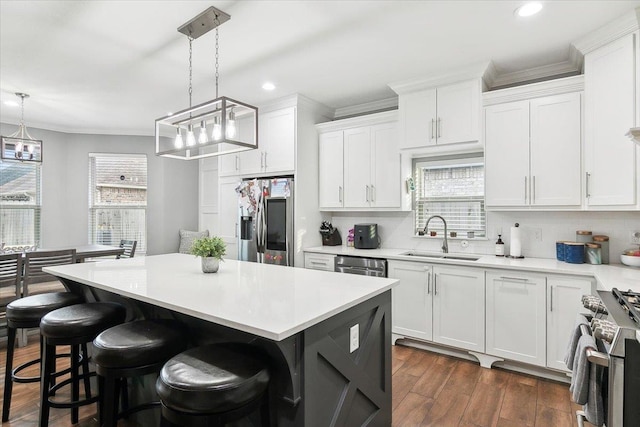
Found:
177,6 -> 231,39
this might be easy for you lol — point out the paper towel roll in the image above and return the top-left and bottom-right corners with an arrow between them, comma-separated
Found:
510,226 -> 522,257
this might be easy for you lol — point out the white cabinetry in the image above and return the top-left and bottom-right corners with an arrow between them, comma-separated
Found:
219,107 -> 296,177
389,260 -> 432,341
584,32 -> 637,207
304,253 -> 335,271
199,156 -> 219,235
389,261 -> 485,352
485,90 -> 582,208
432,266 -> 485,353
218,177 -> 239,260
317,111 -> 404,211
486,271 -> 546,367
546,276 -> 593,371
397,79 -> 480,149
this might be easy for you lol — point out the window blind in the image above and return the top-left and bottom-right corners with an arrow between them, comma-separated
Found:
88,154 -> 147,254
0,161 -> 41,247
414,156 -> 486,237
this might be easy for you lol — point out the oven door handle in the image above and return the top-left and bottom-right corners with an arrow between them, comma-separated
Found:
585,348 -> 609,367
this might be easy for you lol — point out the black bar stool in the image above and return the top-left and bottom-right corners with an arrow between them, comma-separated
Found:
156,344 -> 272,427
2,292 -> 84,422
39,302 -> 126,427
92,319 -> 188,427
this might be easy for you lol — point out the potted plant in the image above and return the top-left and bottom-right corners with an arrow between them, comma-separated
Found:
190,236 -> 226,273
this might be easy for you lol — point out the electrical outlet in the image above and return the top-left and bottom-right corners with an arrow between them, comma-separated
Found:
350,324 -> 359,353
533,228 -> 542,242
631,231 -> 640,245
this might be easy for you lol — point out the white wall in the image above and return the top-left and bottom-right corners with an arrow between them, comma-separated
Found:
329,210 -> 640,263
0,123 -> 199,254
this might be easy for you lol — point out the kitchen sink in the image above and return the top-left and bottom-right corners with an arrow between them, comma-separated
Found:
400,251 -> 480,261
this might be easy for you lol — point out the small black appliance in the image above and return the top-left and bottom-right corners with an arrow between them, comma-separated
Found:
354,223 -> 380,249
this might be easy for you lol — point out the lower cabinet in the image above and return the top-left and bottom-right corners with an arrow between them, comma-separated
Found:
389,260 -> 433,341
432,266 -> 485,353
486,271 -> 547,367
546,275 -> 594,371
389,261 -> 485,352
304,253 -> 335,271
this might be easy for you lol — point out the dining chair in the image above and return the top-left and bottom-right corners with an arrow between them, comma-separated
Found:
0,253 -> 23,318
23,249 -> 76,297
117,240 -> 137,259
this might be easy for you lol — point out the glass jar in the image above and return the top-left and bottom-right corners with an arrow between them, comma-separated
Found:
576,230 -> 592,244
565,242 -> 585,264
592,235 -> 609,264
585,243 -> 602,265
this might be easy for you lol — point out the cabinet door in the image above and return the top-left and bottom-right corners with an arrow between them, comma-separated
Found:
370,123 -> 400,208
547,276 -> 593,371
304,253 -> 335,271
484,101 -> 530,207
486,271 -> 546,366
398,89 -> 437,149
199,157 -> 219,234
436,80 -> 480,145
530,92 -> 582,206
218,177 -> 239,260
389,261 -> 433,341
218,150 -> 240,177
319,131 -> 344,209
236,114 -> 262,175
432,266 -> 485,352
262,107 -> 296,175
585,33 -> 637,206
343,127 -> 372,208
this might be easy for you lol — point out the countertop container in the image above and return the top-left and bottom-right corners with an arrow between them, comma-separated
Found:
593,235 -> 609,264
565,242 -> 585,264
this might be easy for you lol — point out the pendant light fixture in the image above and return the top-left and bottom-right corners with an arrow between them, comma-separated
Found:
1,93 -> 43,162
627,127 -> 640,147
155,6 -> 258,160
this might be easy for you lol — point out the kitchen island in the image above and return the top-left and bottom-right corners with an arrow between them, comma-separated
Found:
44,253 -> 398,426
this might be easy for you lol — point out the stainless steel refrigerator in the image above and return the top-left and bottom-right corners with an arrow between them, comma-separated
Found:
237,177 -> 294,266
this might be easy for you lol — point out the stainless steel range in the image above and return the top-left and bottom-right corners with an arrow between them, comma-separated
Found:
579,288 -> 640,427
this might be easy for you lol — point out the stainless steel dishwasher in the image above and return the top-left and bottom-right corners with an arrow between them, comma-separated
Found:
334,255 -> 387,277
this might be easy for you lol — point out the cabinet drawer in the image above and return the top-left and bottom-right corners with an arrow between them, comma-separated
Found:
304,253 -> 335,271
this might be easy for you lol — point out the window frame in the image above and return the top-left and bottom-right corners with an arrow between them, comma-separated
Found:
0,160 -> 42,248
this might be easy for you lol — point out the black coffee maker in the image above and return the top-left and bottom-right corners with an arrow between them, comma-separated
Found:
354,223 -> 380,249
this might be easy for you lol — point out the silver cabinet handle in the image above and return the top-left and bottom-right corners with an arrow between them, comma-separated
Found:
586,172 -> 591,198
430,119 -> 435,141
437,117 -> 441,139
532,175 -> 536,204
339,186 -> 343,203
234,223 -> 238,238
264,152 -> 268,169
434,274 -> 438,295
500,276 -> 529,282
260,152 -> 264,169
235,155 -> 239,171
365,185 -> 370,202
550,285 -> 553,312
524,176 -> 528,204
426,268 -> 431,294
371,185 -> 375,202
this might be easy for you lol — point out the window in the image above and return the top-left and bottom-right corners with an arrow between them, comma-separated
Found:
89,154 -> 147,253
414,155 -> 486,238
0,161 -> 41,248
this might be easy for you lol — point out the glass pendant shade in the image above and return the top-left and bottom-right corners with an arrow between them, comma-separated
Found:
156,96 -> 257,160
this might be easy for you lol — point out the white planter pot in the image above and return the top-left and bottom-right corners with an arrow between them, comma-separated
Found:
201,257 -> 220,273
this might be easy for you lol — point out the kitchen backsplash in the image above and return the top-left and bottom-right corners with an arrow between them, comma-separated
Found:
329,211 -> 640,263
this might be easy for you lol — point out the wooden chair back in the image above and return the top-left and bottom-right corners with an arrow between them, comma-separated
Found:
118,240 -> 137,259
0,253 -> 23,307
23,249 -> 76,297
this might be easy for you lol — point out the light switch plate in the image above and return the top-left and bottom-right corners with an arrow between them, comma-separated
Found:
350,324 -> 359,353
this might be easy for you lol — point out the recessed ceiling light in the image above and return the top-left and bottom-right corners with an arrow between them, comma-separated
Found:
262,82 -> 276,91
4,100 -> 19,107
515,2 -> 543,17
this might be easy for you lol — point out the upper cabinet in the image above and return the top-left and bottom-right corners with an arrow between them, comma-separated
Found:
485,87 -> 582,209
317,111 -> 410,211
219,107 -> 296,177
584,32 -> 638,207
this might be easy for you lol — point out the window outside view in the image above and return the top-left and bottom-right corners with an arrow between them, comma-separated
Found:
89,154 -> 147,253
414,157 -> 486,238
0,161 -> 41,249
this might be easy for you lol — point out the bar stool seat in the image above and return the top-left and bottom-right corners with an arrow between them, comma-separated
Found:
39,302 -> 126,427
2,292 -> 84,422
93,319 -> 188,427
157,344 -> 271,426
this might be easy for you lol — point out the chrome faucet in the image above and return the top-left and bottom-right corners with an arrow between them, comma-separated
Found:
424,215 -> 448,253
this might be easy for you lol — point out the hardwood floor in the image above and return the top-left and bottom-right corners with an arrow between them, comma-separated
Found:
1,339 -> 587,427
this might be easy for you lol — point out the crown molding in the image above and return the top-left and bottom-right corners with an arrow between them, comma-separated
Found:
388,61 -> 491,94
573,8 -> 639,55
333,97 -> 398,119
0,120 -> 153,137
483,75 -> 584,106
315,110 -> 398,132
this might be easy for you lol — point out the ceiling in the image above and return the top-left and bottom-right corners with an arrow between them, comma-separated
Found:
1,1 -> 639,136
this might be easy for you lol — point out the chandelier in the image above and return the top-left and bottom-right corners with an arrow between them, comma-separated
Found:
1,93 -> 43,162
155,6 -> 258,160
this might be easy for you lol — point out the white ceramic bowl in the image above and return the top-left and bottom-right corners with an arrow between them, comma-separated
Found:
621,254 -> 640,267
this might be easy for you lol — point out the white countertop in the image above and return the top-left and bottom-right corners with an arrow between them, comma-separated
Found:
43,253 -> 398,341
305,246 -> 640,293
